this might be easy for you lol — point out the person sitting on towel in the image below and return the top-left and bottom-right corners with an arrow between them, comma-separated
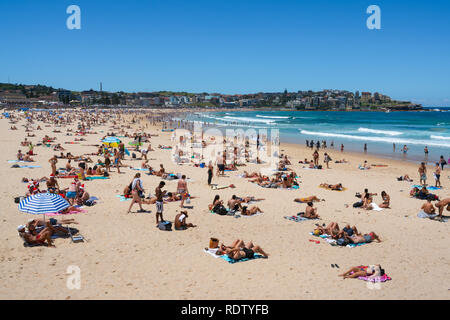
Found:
299,202 -> 320,219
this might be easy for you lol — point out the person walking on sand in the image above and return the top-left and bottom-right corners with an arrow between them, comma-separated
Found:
127,173 -> 146,214
155,181 -> 166,225
324,152 -> 331,169
177,175 -> 189,208
49,155 -> 57,176
313,150 -> 319,166
341,144 -> 344,152
419,162 -> 427,186
207,161 -> 214,186
434,163 -> 441,188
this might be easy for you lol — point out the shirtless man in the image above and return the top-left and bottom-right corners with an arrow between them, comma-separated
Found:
227,195 -> 242,212
302,202 -> 320,219
49,156 -> 58,176
418,162 -> 427,186
216,240 -> 269,260
350,232 -> 381,244
176,175 -> 189,208
421,199 -> 436,215
174,211 -> 196,230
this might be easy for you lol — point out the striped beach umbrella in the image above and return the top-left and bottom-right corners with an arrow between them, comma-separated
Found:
18,193 -> 70,215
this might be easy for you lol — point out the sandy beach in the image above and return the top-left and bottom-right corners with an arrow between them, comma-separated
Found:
0,109 -> 449,300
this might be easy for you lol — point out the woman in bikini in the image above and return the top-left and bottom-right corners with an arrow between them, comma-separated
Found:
241,206 -> 263,216
338,264 -> 384,279
379,191 -> 390,208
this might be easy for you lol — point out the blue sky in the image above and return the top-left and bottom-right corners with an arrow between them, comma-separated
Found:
1,0 -> 449,106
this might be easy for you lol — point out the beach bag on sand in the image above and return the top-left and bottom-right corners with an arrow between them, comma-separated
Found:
158,221 -> 172,231
337,238 -> 349,246
213,205 -> 228,216
353,201 -> 363,208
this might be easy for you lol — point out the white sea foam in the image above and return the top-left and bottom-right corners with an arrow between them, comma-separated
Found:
431,135 -> 450,140
256,115 -> 291,119
358,127 -> 403,136
300,130 -> 450,148
223,116 -> 276,124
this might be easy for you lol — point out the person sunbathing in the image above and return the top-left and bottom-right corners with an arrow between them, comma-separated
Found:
294,196 -> 324,203
174,211 -> 196,230
299,202 -> 319,219
350,232 -> 381,244
320,183 -> 343,191
238,196 -> 265,203
398,174 -> 413,182
313,222 -> 340,236
243,171 -> 259,178
18,225 -> 55,247
241,206 -> 263,216
339,265 -> 385,279
217,240 -> 269,260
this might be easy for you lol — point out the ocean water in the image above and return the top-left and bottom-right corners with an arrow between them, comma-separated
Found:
183,108 -> 450,163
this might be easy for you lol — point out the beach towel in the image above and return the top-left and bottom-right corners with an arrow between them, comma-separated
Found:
285,216 -> 318,222
411,185 -> 442,191
58,175 -> 78,179
16,165 -> 41,169
417,210 -> 438,219
8,160 -> 27,163
131,168 -> 150,171
46,209 -> 87,216
369,203 -> 384,211
358,274 -> 392,283
116,195 -> 132,202
203,248 -> 264,264
85,176 -> 110,180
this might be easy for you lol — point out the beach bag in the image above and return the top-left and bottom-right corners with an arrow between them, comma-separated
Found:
213,205 -> 228,216
353,201 -> 363,208
209,238 -> 219,249
337,238 -> 349,246
157,221 -> 172,231
14,196 -> 23,204
185,197 -> 191,205
132,153 -> 136,159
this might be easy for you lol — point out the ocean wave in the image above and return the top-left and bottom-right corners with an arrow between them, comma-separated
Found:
358,128 -> 403,136
256,115 -> 291,119
300,130 -> 450,148
223,116 -> 276,124
431,135 -> 450,140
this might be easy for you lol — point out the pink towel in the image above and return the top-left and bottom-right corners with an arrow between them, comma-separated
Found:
46,209 -> 87,216
358,274 -> 392,283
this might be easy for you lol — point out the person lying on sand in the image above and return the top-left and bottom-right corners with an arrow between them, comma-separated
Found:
241,206 -> 263,216
238,196 -> 265,203
350,232 -> 381,244
397,174 -> 413,182
313,222 -> 340,236
216,240 -> 269,260
339,265 -> 385,279
295,196 -> 324,203
320,183 -> 343,191
174,211 -> 196,230
242,171 -> 259,178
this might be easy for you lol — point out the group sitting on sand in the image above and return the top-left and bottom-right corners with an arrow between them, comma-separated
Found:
418,198 -> 450,220
18,218 -> 79,247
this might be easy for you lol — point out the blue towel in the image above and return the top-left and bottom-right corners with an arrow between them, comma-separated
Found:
131,168 -> 149,171
220,253 -> 265,264
116,195 -> 131,202
85,176 -> 109,180
411,185 -> 442,191
285,216 -> 318,222
18,165 -> 41,168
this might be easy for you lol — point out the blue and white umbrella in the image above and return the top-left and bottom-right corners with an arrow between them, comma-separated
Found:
19,193 -> 70,215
